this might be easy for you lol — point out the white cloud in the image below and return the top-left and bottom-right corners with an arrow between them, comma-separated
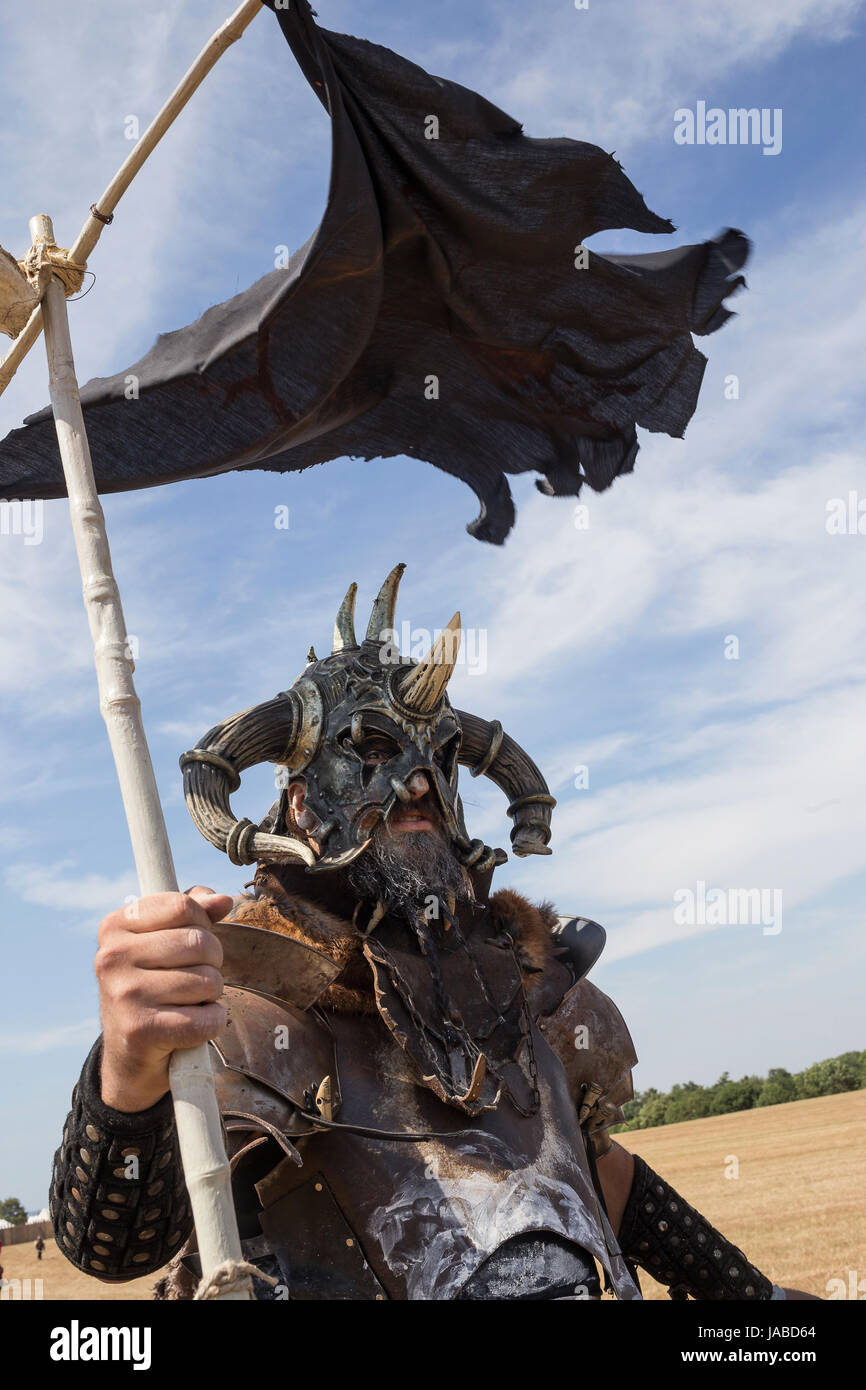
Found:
6,860 -> 138,915
468,0 -> 863,148
0,1017 -> 99,1055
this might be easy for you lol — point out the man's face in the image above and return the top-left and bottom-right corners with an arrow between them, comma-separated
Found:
288,733 -> 446,851
289,734 -> 468,914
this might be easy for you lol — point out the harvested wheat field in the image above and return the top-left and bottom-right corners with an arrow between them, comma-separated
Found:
616,1090 -> 865,1299
1,1090 -> 862,1301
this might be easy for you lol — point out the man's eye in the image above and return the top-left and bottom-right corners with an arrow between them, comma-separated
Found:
362,742 -> 398,765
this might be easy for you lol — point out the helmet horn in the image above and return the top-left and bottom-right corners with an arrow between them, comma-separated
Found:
398,613 -> 462,713
365,563 -> 405,645
455,709 -> 556,856
332,581 -> 358,652
180,691 -> 315,868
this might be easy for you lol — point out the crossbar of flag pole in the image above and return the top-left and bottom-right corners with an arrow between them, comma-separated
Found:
0,0 -> 262,397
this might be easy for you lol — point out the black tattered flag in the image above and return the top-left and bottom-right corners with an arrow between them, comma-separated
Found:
0,0 -> 748,542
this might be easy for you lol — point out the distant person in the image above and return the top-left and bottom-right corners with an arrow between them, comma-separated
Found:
35,1234 -> 45,1261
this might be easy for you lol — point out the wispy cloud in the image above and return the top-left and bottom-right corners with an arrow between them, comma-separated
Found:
6,861 -> 138,914
0,1017 -> 98,1055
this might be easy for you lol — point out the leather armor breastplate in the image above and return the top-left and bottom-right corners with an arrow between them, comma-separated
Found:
249,1010 -> 639,1301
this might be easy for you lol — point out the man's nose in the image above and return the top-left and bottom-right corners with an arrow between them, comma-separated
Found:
407,771 -> 429,798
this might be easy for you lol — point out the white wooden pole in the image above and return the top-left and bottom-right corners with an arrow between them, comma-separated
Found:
33,213 -> 251,1300
0,0 -> 262,396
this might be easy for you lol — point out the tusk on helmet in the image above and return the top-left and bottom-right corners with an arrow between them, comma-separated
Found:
398,613 -> 461,713
365,563 -> 405,645
332,581 -> 358,653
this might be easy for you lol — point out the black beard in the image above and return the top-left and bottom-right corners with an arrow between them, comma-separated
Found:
346,825 -> 470,919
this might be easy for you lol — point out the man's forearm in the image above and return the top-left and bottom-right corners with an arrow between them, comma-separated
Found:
50,1038 -> 193,1282
609,1148 -> 777,1300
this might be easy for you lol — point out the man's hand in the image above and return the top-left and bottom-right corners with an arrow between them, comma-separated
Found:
95,886 -> 233,1113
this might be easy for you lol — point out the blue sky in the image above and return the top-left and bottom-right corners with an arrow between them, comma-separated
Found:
1,0 -> 864,1211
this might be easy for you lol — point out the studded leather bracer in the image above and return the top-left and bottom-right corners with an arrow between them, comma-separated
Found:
618,1154 -> 774,1300
50,1038 -> 192,1281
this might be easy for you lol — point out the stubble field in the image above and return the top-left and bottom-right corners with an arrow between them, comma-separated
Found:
1,1090 -> 862,1302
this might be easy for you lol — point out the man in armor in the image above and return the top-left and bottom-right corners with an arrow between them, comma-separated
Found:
50,567 -> 816,1301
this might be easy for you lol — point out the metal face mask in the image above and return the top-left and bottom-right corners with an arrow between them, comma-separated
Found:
279,566 -> 466,868
181,566 -> 557,873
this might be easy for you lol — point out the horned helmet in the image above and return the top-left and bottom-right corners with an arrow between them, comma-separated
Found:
181,565 -> 555,874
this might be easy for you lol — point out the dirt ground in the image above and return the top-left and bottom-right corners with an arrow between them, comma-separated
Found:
0,1090 -> 861,1301
616,1089 -> 865,1299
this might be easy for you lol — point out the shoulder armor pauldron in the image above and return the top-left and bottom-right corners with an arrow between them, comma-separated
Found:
207,920 -> 343,1159
551,915 -> 607,983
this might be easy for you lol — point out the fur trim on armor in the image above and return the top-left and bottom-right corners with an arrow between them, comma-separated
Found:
486,889 -> 558,985
231,875 -> 378,1014
229,876 -> 561,1015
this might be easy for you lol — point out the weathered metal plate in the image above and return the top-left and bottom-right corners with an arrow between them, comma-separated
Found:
213,918 -> 342,1010
212,985 -> 340,1115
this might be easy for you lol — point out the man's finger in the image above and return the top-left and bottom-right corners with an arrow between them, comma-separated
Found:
106,891 -> 230,935
134,965 -> 225,1006
131,926 -> 224,971
186,886 -> 235,922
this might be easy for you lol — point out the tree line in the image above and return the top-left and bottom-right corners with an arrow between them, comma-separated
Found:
614,1050 -> 865,1131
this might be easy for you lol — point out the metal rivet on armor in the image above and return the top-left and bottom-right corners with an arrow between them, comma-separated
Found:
68,1199 -> 78,1215
697,1233 -> 706,1244
112,1167 -> 127,1179
108,1193 -> 125,1204
669,1202 -> 678,1212
100,1209 -> 119,1220
346,1238 -> 354,1248
96,1232 -> 113,1242
75,1167 -> 88,1185
745,1285 -> 755,1296
63,1127 -> 69,1145
639,1242 -> 649,1251
655,1184 -> 664,1195
121,1146 -> 141,1158
90,1260 -> 106,1271
93,1244 -> 110,1257
683,1254 -> 694,1266
132,1253 -> 150,1264
684,1216 -> 692,1227
65,1221 -> 75,1236
158,1152 -> 172,1169
714,1248 -> 722,1259
144,1208 -> 160,1221
71,1187 -> 81,1202
79,1148 -> 91,1164
730,1267 -> 739,1277
85,1124 -> 100,1142
376,1295 -> 384,1301
138,1229 -> 155,1240
146,1180 -> 164,1196
644,1202 -> 654,1214
168,1230 -> 181,1245
658,1221 -> 668,1233
315,1183 -> 323,1192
